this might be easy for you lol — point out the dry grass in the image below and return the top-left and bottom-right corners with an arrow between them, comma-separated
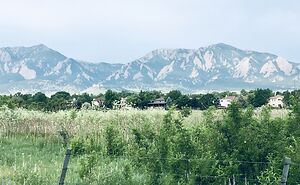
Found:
0,107 -> 289,138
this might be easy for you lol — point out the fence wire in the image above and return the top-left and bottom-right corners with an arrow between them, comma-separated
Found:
1,151 -> 298,184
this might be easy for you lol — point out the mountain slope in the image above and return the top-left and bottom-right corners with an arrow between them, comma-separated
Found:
0,45 -> 121,94
104,43 -> 300,91
0,43 -> 299,94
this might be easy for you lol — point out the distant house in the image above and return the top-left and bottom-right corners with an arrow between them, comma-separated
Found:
113,97 -> 128,109
268,95 -> 284,108
91,98 -> 104,109
148,98 -> 166,108
219,96 -> 236,108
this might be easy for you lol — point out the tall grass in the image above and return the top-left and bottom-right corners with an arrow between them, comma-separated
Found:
0,106 -> 291,184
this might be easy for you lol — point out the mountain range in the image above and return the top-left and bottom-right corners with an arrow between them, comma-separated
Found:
0,43 -> 299,94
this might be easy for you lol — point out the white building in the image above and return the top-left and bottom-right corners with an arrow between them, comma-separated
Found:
113,97 -> 129,109
91,98 -> 104,109
268,95 -> 284,108
219,96 -> 236,108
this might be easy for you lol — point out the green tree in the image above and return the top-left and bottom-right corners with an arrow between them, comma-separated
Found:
176,95 -> 190,109
249,88 -> 273,107
127,91 -> 162,109
49,91 -> 71,111
75,93 -> 93,104
104,90 -> 118,109
32,92 -> 47,103
166,90 -> 182,105
51,91 -> 71,100
199,94 -> 217,110
30,92 -> 48,110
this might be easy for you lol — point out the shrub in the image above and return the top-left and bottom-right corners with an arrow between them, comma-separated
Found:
105,125 -> 125,157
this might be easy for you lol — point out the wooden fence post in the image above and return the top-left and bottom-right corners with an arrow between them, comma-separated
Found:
59,148 -> 71,185
280,157 -> 291,185
232,175 -> 235,185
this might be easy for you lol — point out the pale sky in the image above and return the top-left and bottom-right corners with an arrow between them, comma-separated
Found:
0,0 -> 299,63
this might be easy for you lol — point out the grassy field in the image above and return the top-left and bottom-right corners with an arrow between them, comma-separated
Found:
0,108 -> 166,184
0,107 -> 292,184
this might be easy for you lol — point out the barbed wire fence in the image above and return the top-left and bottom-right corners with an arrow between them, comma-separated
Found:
0,148 -> 296,185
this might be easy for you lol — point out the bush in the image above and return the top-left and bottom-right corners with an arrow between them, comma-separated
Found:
180,106 -> 192,117
70,137 -> 86,156
105,125 -> 125,157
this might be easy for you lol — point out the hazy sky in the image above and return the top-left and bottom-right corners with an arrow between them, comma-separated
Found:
0,0 -> 299,63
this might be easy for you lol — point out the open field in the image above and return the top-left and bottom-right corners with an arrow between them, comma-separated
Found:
0,107 -> 297,184
0,108 -> 290,136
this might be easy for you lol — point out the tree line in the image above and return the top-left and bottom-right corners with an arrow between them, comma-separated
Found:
0,88 -> 299,111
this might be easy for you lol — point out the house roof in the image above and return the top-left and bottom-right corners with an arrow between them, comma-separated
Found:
148,102 -> 166,105
92,98 -> 104,102
221,96 -> 236,100
148,97 -> 166,105
269,95 -> 284,100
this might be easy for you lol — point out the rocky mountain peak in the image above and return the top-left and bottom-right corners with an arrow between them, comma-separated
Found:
0,43 -> 299,94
